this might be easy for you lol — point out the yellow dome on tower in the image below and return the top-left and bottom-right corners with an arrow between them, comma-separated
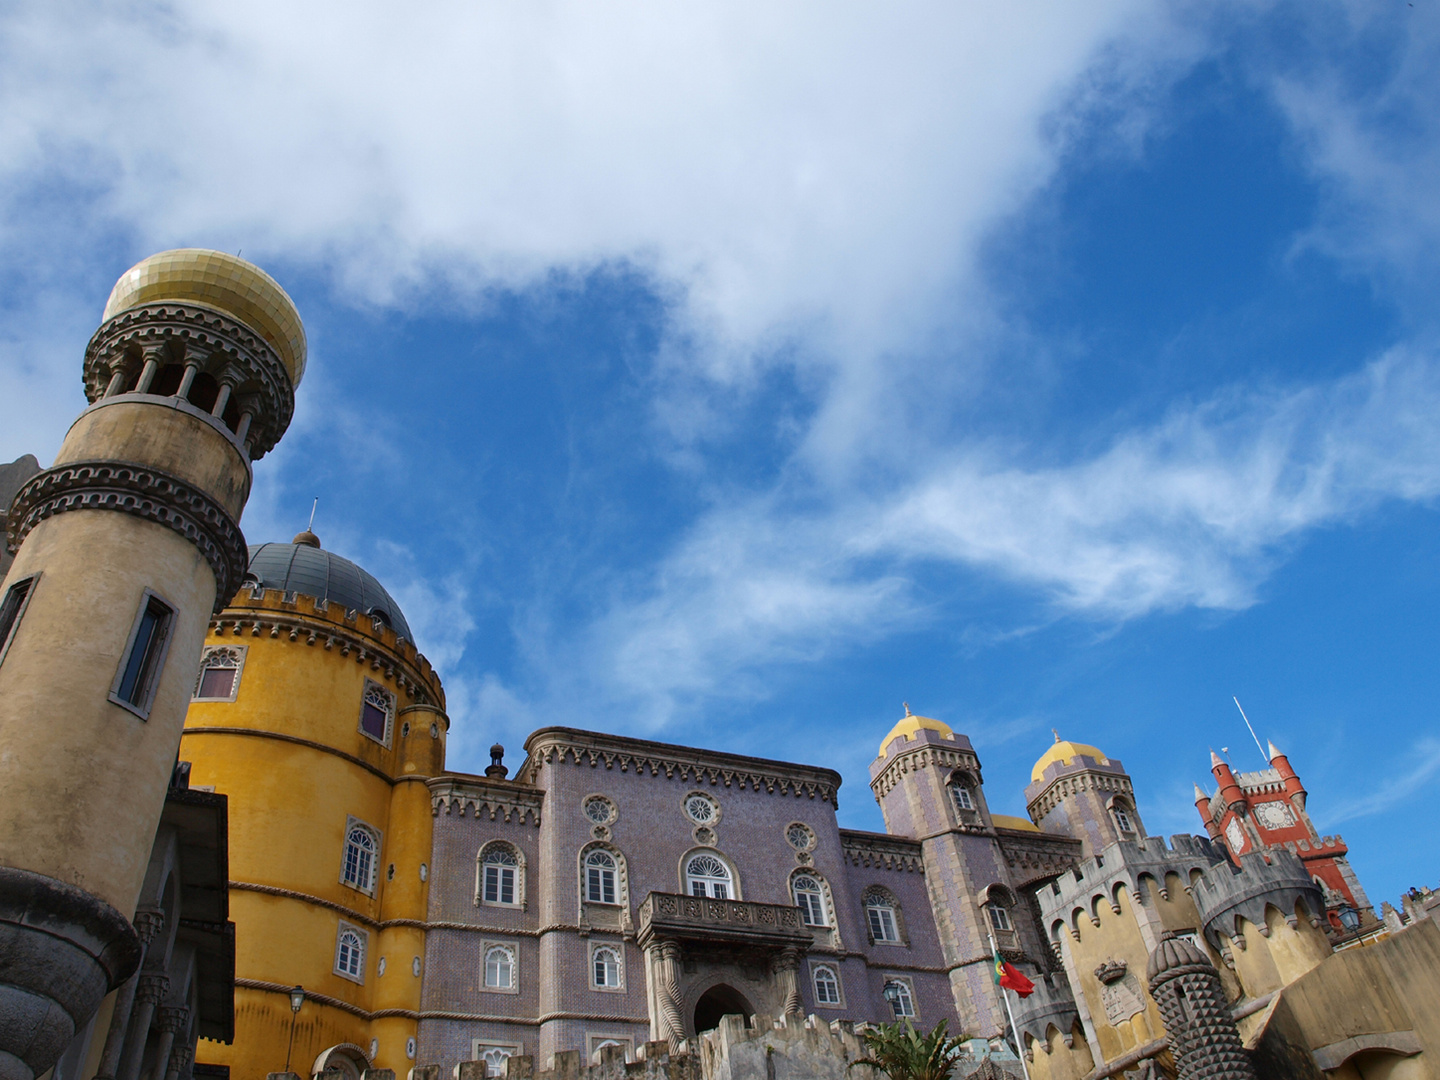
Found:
1031,734 -> 1109,782
103,249 -> 307,387
878,705 -> 954,757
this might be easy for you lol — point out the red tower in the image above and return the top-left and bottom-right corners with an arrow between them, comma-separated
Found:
1194,742 -> 1371,933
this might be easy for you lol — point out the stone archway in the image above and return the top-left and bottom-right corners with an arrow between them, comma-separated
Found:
694,984 -> 755,1035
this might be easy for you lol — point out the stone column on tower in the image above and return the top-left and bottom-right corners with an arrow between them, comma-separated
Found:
0,250 -> 304,1075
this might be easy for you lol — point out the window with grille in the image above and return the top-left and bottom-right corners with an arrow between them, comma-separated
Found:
793,875 -> 827,926
586,849 -> 618,904
884,978 -> 915,1019
482,844 -> 519,905
812,964 -> 841,1005
359,681 -> 394,744
592,945 -> 622,988
685,854 -> 731,898
866,893 -> 900,943
194,646 -> 245,701
335,925 -> 366,981
342,822 -> 380,893
484,945 -> 515,989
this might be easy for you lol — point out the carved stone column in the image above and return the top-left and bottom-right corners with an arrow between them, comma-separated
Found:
94,908 -> 164,1080
774,947 -> 804,1017
646,940 -> 687,1051
165,1043 -> 194,1080
148,1004 -> 190,1080
118,972 -> 169,1080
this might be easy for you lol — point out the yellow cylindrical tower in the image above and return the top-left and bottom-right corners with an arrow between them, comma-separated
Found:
0,250 -> 303,1078
180,534 -> 447,1076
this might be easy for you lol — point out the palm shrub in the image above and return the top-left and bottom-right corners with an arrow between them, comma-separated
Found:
848,1019 -> 972,1080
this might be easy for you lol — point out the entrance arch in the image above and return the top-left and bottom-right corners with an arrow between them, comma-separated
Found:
693,984 -> 755,1035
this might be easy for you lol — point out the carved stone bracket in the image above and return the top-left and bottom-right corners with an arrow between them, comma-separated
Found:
7,461 -> 247,610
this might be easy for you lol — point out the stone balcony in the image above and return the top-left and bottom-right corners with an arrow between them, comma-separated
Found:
637,892 -> 814,950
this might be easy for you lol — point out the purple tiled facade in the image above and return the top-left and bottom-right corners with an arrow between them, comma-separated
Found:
416,721 -> 1099,1072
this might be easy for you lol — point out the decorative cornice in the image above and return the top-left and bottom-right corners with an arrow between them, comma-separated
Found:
85,302 -> 294,459
429,776 -> 544,826
1027,769 -> 1133,821
869,743 -> 981,799
7,460 -> 246,611
840,831 -> 925,873
998,830 -> 1084,888
520,728 -> 841,807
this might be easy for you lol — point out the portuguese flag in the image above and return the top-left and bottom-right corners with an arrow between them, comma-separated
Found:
993,951 -> 1035,997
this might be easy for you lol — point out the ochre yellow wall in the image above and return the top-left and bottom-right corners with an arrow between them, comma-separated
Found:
183,587 -> 446,1077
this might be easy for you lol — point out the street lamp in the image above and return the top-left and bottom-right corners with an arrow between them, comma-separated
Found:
286,985 -> 305,1073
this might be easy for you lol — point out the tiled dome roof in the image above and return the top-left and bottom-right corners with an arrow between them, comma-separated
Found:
244,539 -> 411,642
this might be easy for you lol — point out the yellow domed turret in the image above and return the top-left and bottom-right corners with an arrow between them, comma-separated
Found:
104,249 -> 308,386
1031,731 -> 1109,782
878,703 -> 955,757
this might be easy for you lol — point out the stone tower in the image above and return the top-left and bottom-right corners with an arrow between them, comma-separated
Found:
1145,931 -> 1257,1080
870,708 -> 1022,1039
1025,734 -> 1142,858
1195,744 -> 1371,931
0,250 -> 303,1077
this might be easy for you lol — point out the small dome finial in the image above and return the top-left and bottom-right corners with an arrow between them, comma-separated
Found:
1052,728 -> 1061,743
903,702 -> 912,716
293,530 -> 321,548
486,743 -> 508,780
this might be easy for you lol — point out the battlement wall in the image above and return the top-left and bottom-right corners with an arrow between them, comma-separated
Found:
1036,834 -> 1227,927
1193,849 -> 1324,947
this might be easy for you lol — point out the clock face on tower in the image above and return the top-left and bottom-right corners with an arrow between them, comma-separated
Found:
1225,816 -> 1247,855
1254,801 -> 1296,830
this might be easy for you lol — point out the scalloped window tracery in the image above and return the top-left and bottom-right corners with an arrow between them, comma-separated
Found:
360,681 -> 394,745
686,854 -> 731,898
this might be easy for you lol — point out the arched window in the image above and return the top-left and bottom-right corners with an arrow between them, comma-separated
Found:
335,924 -> 366,981
341,821 -> 380,894
1112,801 -> 1135,835
865,889 -> 901,943
950,781 -> 974,812
986,902 -> 1012,932
883,978 -> 915,1019
586,849 -> 618,904
359,680 -> 394,744
479,843 -> 521,907
484,944 -> 515,989
812,964 -> 841,1005
592,945 -> 622,989
686,853 -> 732,898
792,874 -> 828,927
193,646 -> 245,700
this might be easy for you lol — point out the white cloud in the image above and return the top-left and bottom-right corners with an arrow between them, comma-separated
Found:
1325,738 -> 1440,824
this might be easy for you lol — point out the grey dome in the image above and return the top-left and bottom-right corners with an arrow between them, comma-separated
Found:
1146,931 -> 1212,982
245,541 -> 412,642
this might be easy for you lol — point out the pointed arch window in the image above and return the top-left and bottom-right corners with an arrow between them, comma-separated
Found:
812,963 -> 841,1006
865,889 -> 902,944
341,819 -> 381,895
334,922 -> 367,983
686,853 -> 732,899
479,842 -> 523,907
586,849 -> 618,904
194,645 -> 246,701
359,680 -> 394,745
793,874 -> 828,927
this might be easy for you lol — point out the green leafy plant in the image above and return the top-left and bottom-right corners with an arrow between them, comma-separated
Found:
849,1019 -> 972,1080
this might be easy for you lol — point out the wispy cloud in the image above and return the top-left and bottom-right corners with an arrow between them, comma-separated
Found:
1325,738 -> 1440,824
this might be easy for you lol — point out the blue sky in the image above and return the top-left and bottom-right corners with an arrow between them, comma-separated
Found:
2,2 -> 1438,906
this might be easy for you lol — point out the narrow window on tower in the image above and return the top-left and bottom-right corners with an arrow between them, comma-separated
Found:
0,574 -> 38,669
358,679 -> 395,746
110,590 -> 176,719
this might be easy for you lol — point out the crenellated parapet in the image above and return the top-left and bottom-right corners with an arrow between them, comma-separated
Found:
211,585 -> 446,709
1008,973 -> 1081,1059
1192,849 -> 1324,949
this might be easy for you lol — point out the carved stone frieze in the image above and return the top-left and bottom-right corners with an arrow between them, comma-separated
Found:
84,303 -> 295,458
7,461 -> 246,610
429,777 -> 543,826
870,744 -> 982,798
840,831 -> 925,873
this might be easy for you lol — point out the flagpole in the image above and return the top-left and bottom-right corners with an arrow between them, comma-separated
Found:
989,928 -> 1032,1080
